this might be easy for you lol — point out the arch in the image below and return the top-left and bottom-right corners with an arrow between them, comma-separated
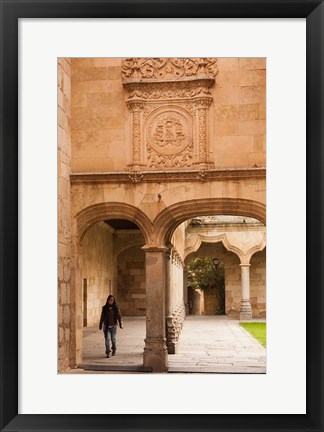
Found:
184,233 -> 242,262
250,244 -> 267,261
153,198 -> 266,246
115,239 -> 146,257
76,202 -> 154,244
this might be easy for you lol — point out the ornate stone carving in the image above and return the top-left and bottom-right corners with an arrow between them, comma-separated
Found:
166,303 -> 186,354
128,171 -> 144,183
146,109 -> 193,168
196,99 -> 212,168
123,59 -> 217,170
127,80 -> 213,101
198,169 -> 208,181
126,101 -> 144,167
132,110 -> 141,164
122,58 -> 218,83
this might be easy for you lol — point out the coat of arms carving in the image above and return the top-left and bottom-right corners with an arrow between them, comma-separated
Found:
146,110 -> 193,168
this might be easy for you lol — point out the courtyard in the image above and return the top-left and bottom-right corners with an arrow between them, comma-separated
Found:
79,316 -> 266,374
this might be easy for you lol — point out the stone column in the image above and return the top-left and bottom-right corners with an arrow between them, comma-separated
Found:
240,264 -> 252,320
142,246 -> 168,372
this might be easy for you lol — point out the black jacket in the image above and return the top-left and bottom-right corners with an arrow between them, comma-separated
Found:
99,304 -> 122,329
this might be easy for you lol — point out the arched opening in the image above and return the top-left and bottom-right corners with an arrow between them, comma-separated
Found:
81,218 -> 147,327
74,203 -> 153,370
186,254 -> 226,316
80,217 -> 147,369
162,212 -> 266,365
153,198 -> 266,247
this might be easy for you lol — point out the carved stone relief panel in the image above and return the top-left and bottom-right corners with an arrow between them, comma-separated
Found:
122,58 -> 217,171
146,107 -> 193,168
122,58 -> 218,83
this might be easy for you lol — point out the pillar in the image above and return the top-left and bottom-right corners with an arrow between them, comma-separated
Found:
142,246 -> 168,372
240,264 -> 252,320
126,100 -> 145,169
194,98 -> 213,169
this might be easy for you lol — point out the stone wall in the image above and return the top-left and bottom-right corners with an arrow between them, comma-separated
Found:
58,58 -> 72,371
250,248 -> 266,317
213,58 -> 266,168
81,222 -> 115,326
117,245 -> 146,316
71,58 -> 125,172
70,58 -> 265,173
204,290 -> 221,315
223,253 -> 242,316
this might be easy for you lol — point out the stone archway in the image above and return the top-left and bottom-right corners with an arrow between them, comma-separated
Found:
145,200 -> 266,370
69,202 -> 153,368
76,202 -> 153,244
153,198 -> 266,246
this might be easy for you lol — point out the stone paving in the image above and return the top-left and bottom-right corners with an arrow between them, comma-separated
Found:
79,316 -> 266,374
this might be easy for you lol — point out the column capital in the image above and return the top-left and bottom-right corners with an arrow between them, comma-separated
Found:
240,263 -> 251,268
142,245 -> 169,253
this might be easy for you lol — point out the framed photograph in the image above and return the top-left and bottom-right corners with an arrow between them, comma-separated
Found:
1,1 -> 323,431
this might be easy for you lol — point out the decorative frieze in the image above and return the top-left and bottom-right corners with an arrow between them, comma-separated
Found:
122,58 -> 218,83
126,80 -> 214,101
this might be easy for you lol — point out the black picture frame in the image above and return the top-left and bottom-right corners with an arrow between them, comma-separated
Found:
1,1 -> 323,431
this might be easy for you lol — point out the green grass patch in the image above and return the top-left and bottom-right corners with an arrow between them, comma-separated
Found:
240,322 -> 266,348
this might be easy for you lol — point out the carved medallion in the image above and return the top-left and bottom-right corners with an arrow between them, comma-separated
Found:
146,110 -> 193,168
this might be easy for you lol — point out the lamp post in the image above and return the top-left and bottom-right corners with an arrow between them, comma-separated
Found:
212,257 -> 220,269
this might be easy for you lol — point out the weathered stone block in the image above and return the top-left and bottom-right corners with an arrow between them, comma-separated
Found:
239,58 -> 266,70
217,58 -> 239,70
240,70 -> 266,87
72,67 -> 109,81
239,120 -> 265,136
215,120 -> 239,136
216,70 -> 241,88
241,86 -> 265,104
214,86 -> 241,105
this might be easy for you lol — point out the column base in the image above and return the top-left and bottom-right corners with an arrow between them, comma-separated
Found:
143,337 -> 168,372
167,341 -> 179,354
240,299 -> 252,321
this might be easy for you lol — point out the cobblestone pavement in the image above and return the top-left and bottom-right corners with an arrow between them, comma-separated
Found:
168,316 -> 266,373
78,316 -> 266,374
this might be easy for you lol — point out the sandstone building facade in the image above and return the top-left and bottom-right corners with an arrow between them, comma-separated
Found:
58,57 -> 266,372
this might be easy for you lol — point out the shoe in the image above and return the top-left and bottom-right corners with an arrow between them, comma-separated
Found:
106,351 -> 111,358
112,350 -> 116,356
